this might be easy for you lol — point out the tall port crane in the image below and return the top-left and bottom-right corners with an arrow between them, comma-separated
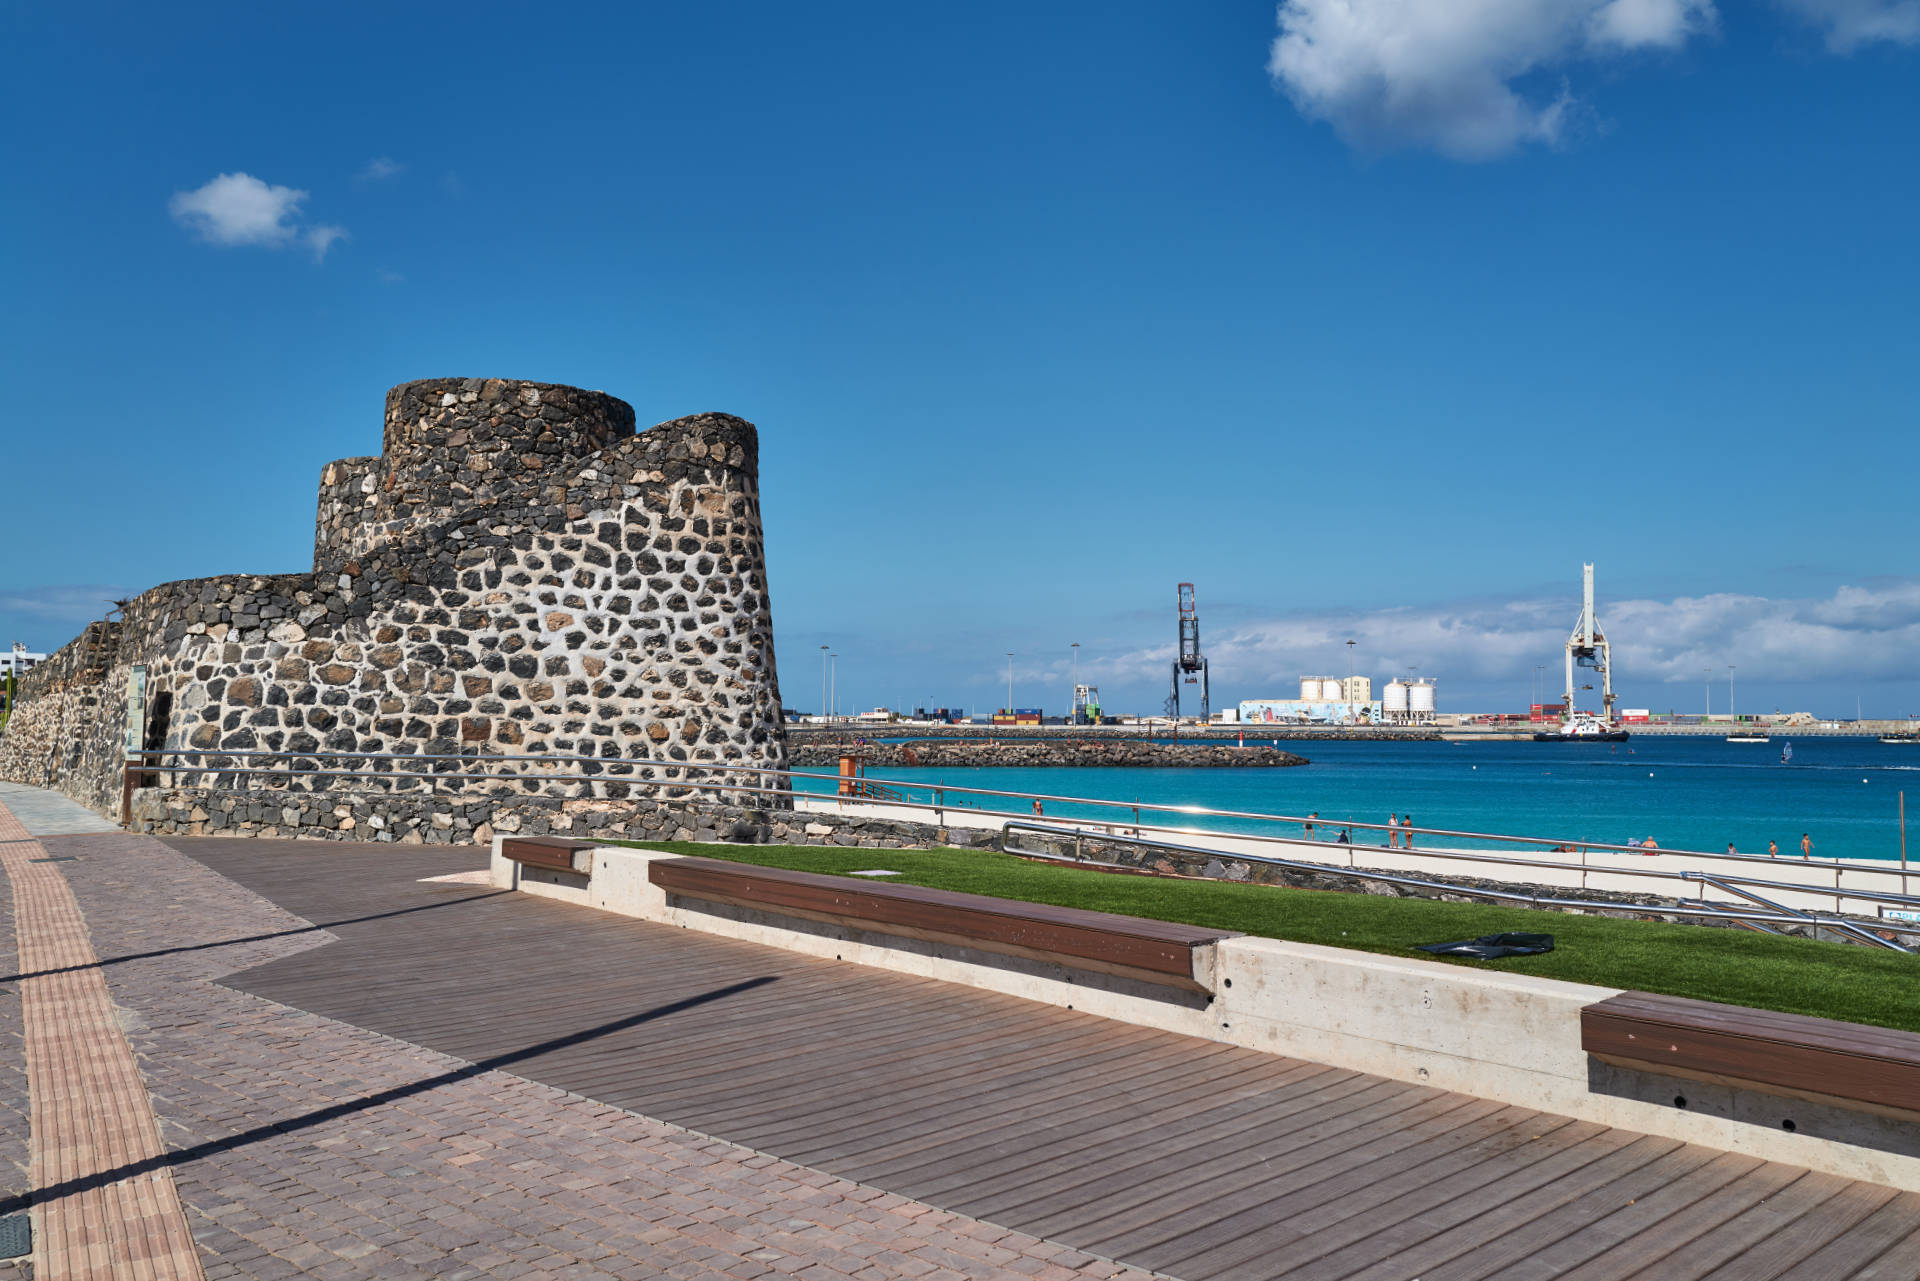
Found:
1166,582 -> 1209,721
1564,563 -> 1616,723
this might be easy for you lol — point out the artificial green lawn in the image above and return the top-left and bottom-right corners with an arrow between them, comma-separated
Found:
618,839 -> 1920,1034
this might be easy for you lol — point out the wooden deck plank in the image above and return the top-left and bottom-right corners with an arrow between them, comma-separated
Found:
1013,1082 -> 1462,1240
1050,1092 -> 1502,1261
1837,1221 -> 1920,1281
764,1036 -> 1245,1169
1421,1149 -> 1792,1281
1154,1106 -> 1564,1278
1707,1185 -> 1908,1281
1543,1165 -> 1821,1281
837,1049 -> 1327,1191
1578,1173 -> 1858,1281
157,835 -> 1920,1281
799,1039 -> 1291,1174
908,1069 -> 1393,1210
1235,1127 -> 1648,1281
892,1059 -> 1346,1212
652,1006 -> 1138,1113
1323,1143 -> 1758,1281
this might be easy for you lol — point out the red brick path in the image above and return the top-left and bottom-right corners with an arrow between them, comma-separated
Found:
0,799 -> 203,1280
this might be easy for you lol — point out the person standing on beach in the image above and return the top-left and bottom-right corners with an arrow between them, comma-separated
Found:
1768,839 -> 1778,857
1387,813 -> 1399,848
1801,832 -> 1814,859
1305,812 -> 1318,841
1403,814 -> 1414,848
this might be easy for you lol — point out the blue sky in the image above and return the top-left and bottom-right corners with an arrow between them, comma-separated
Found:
3,1 -> 1916,719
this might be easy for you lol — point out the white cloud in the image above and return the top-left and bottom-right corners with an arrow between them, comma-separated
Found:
169,172 -> 309,246
168,172 -> 349,262
1081,579 -> 1920,693
1267,0 -> 1714,159
1589,0 -> 1713,47
1776,0 -> 1920,49
358,156 -> 405,181
305,225 -> 349,261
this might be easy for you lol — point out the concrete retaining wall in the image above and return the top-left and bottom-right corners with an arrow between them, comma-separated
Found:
501,838 -> 1920,1193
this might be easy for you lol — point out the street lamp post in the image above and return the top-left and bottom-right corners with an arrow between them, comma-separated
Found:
829,653 -> 837,722
1006,653 -> 1015,717
1704,668 -> 1711,718
1729,665 -> 1736,722
1070,642 -> 1079,724
819,645 -> 829,724
1345,638 -> 1356,723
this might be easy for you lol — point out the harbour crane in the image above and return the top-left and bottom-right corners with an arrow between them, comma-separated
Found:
1564,563 -> 1616,724
1166,582 -> 1209,721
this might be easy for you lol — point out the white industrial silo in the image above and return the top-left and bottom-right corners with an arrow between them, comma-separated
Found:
1300,677 -> 1320,701
1410,680 -> 1437,719
1383,680 -> 1410,718
1316,677 -> 1343,701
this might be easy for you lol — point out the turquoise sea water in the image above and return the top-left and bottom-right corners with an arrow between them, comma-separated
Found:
792,737 -> 1920,863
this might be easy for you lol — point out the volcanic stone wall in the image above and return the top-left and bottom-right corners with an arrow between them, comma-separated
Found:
0,377 -> 788,816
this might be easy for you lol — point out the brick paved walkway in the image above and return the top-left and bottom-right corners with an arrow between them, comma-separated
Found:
0,799 -> 1158,1281
0,835 -> 32,1281
0,801 -> 202,1280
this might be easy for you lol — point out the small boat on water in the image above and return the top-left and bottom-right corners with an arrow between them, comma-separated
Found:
1884,735 -> 1920,745
1726,732 -> 1771,743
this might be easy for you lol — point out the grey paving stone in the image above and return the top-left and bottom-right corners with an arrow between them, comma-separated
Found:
38,829 -> 1161,1281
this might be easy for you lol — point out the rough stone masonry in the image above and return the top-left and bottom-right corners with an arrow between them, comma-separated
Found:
0,378 -> 790,821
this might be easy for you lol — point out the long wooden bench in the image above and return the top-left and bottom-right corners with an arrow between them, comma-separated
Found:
1581,990 -> 1920,1120
649,856 -> 1237,993
501,836 -> 598,875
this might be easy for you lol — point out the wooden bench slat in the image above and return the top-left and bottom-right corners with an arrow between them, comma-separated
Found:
501,837 -> 596,875
1587,992 -> 1920,1064
650,856 -> 1235,988
1581,991 -> 1920,1114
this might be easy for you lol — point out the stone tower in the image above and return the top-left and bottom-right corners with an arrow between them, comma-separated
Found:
0,378 -> 788,815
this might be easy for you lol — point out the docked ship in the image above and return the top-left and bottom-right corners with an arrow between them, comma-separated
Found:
1535,716 -> 1631,743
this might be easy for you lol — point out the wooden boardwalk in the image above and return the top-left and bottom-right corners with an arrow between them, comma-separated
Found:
164,836 -> 1920,1281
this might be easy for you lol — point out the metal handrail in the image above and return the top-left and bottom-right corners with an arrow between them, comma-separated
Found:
123,746 -> 1907,884
1001,822 -> 1915,953
1683,872 -> 1908,952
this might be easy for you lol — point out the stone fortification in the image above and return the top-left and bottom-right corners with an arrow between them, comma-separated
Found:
790,739 -> 1309,769
0,378 -> 788,817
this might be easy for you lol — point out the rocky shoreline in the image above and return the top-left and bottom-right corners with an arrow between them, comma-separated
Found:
789,738 -> 1308,769
787,724 -> 1437,743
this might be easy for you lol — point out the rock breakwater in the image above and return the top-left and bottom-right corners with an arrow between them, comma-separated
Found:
790,739 -> 1308,768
